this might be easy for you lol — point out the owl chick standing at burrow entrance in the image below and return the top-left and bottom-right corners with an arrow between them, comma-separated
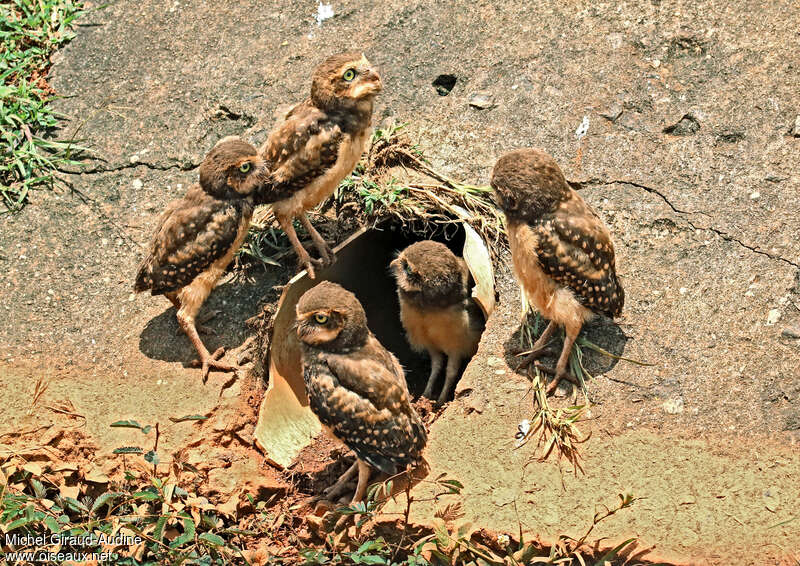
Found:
390,241 -> 485,406
295,282 -> 427,503
134,139 -> 269,380
256,52 -> 382,279
491,148 -> 624,394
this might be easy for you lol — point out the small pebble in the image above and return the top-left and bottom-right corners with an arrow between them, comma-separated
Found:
781,326 -> 800,339
766,309 -> 781,326
651,58 -> 661,68
468,92 -> 495,109
679,287 -> 688,295
129,154 -> 140,163
132,179 -> 143,189
750,191 -> 760,200
486,356 -> 504,367
663,398 -> 684,414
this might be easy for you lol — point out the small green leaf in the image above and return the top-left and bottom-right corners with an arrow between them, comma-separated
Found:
91,491 -> 123,514
170,516 -> 196,547
64,497 -> 89,513
169,414 -> 209,423
152,515 -> 168,542
596,538 -> 637,563
198,532 -> 225,547
110,419 -> 143,429
131,490 -> 161,501
113,446 -> 144,455
144,450 -> 160,468
44,515 -> 60,533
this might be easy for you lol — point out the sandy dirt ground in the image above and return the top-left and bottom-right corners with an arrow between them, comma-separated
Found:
1,1 -> 799,564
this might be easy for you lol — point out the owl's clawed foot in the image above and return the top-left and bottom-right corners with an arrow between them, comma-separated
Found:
303,256 -> 326,280
190,347 -> 238,382
533,362 -> 580,395
316,240 -> 336,266
513,346 -> 554,372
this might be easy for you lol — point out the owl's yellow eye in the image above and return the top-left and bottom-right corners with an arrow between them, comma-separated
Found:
239,162 -> 251,173
313,313 -> 329,324
342,68 -> 356,81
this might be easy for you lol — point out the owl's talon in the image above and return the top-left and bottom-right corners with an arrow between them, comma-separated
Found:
533,362 -> 579,396
190,347 -> 238,382
304,257 -> 325,280
514,346 -> 553,372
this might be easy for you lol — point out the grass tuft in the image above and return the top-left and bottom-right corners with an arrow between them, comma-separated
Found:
0,0 -> 85,212
244,122 -> 508,267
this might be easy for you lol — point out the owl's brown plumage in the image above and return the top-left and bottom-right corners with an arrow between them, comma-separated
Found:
135,138 -> 269,380
390,241 -> 485,406
296,281 -> 426,503
256,52 -> 382,279
491,148 -> 624,394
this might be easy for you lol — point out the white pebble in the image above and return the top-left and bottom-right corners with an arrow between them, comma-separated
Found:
663,398 -> 684,414
766,309 -> 781,325
679,287 -> 688,295
750,191 -> 760,200
132,179 -> 143,189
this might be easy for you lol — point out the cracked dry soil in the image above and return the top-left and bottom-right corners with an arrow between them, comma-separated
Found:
1,1 -> 799,564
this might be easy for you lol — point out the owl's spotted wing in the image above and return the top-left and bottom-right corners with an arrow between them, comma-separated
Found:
532,194 -> 624,317
134,187 -> 244,295
305,337 -> 427,475
256,101 -> 343,204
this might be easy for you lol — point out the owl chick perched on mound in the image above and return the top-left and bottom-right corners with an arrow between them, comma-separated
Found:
390,241 -> 485,406
134,139 -> 269,380
256,52 -> 382,279
296,281 -> 427,503
491,148 -> 624,394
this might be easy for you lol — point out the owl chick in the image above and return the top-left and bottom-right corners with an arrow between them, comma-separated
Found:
296,281 -> 427,503
390,241 -> 485,406
135,139 -> 268,380
257,52 -> 382,279
491,148 -> 624,394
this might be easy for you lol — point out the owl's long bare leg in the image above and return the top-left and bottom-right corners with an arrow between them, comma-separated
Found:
537,327 -> 581,395
436,354 -> 462,407
169,293 -> 218,336
350,460 -> 372,504
278,214 -> 323,279
422,350 -> 444,399
175,279 -> 237,381
299,213 -> 334,266
178,314 -> 237,382
515,320 -> 558,370
323,461 -> 359,500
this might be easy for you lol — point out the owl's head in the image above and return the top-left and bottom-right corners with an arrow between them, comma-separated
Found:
390,240 -> 468,308
310,52 -> 383,109
490,148 -> 571,220
296,281 -> 369,351
199,138 -> 268,199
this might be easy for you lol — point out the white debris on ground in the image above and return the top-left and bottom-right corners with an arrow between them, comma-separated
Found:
662,398 -> 684,415
315,2 -> 334,25
575,115 -> 590,139
514,419 -> 531,448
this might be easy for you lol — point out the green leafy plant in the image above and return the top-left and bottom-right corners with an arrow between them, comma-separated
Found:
1,0 -> 87,211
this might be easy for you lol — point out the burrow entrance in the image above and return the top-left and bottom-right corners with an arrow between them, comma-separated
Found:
297,222 -> 473,399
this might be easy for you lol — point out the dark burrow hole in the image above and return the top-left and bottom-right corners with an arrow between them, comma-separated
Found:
310,222 -> 480,402
432,74 -> 457,96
